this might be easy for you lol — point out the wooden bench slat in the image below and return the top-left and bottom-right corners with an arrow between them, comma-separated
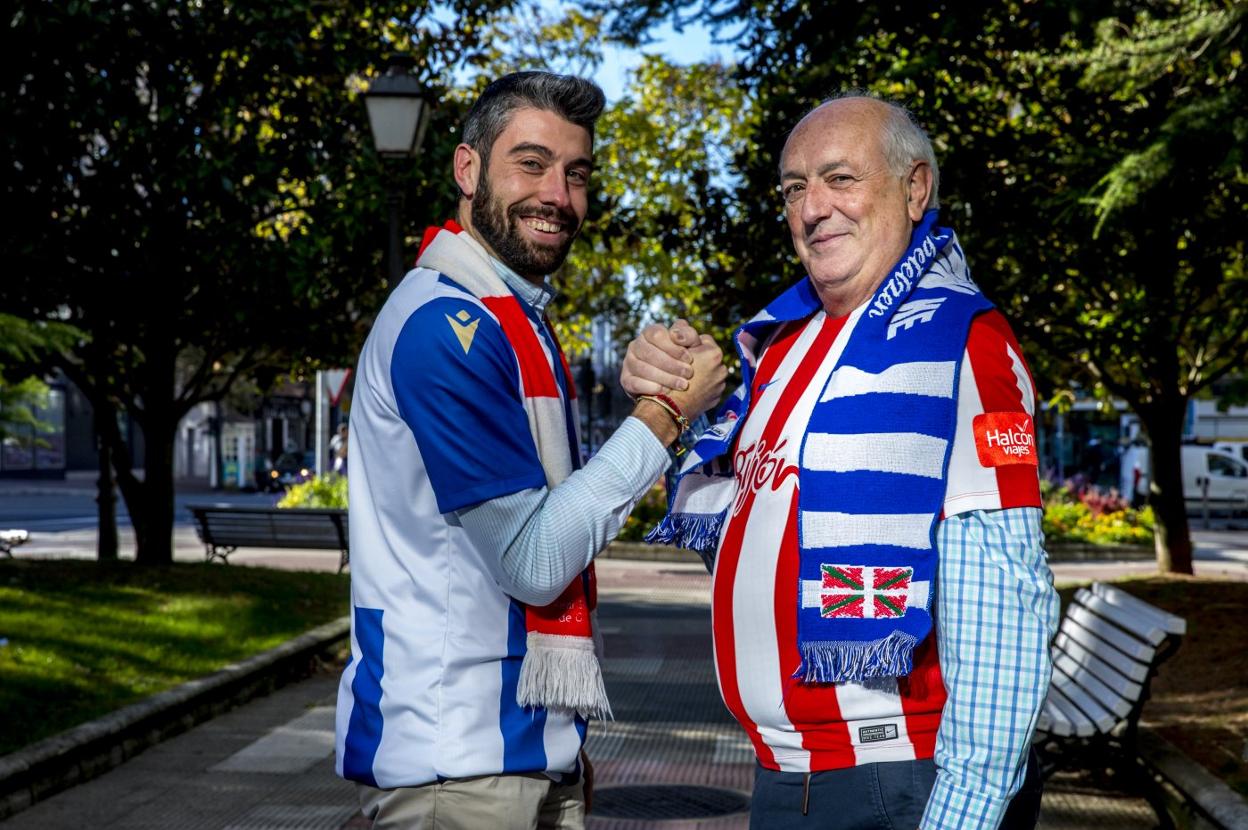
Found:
1091,583 -> 1186,636
1038,695 -> 1079,737
1055,626 -> 1149,683
1053,653 -> 1133,718
1035,708 -> 1052,734
1036,703 -> 1060,736
1054,632 -> 1145,698
1045,685 -> 1097,737
1066,605 -> 1155,662
1076,588 -> 1167,645
1051,674 -> 1117,734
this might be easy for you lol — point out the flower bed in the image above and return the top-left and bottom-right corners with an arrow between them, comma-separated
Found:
1041,480 -> 1154,546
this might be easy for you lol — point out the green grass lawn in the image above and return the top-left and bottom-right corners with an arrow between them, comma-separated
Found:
0,559 -> 350,756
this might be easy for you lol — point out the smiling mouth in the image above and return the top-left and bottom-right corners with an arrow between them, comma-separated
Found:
808,231 -> 848,247
521,216 -> 566,235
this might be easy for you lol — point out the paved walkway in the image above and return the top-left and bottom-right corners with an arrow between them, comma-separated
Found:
1,558 -> 1163,829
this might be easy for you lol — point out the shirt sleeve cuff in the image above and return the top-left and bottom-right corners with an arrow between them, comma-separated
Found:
921,774 -> 1010,830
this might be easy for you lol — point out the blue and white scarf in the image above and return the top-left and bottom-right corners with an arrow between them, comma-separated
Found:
648,211 -> 993,682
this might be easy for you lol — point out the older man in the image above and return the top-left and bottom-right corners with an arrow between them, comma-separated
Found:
335,71 -> 725,829
627,94 -> 1059,829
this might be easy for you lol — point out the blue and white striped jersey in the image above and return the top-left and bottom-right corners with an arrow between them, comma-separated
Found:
333,264 -> 586,789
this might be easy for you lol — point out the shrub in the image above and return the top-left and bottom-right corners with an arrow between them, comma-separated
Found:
1041,481 -> 1154,545
618,481 -> 669,542
277,474 -> 347,509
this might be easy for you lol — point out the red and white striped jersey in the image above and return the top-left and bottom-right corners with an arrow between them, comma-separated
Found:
712,306 -> 1041,773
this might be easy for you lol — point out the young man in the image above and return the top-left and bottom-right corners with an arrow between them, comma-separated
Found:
334,71 -> 725,830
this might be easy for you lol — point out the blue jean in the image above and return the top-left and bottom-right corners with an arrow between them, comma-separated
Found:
749,749 -> 1042,829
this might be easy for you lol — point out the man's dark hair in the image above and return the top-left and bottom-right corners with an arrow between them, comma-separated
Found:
461,71 -> 606,168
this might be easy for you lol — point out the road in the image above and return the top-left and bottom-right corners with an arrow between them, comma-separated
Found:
0,486 -> 278,533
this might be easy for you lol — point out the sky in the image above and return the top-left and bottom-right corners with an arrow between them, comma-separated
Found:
594,19 -> 731,101
430,1 -> 737,103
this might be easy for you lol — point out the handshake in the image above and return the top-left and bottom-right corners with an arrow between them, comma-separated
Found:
620,319 -> 728,444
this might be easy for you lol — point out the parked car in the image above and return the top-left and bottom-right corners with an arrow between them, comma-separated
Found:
1120,443 -> 1248,514
257,451 -> 314,492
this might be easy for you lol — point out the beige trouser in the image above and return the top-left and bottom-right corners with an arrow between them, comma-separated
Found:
357,773 -> 585,830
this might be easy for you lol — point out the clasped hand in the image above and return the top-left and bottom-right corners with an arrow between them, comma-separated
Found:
620,319 -> 726,421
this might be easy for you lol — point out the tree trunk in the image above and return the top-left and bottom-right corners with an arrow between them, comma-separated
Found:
1140,397 -> 1194,575
94,405 -> 118,562
133,410 -> 177,566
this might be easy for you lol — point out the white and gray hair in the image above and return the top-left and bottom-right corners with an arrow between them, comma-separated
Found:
795,91 -> 942,210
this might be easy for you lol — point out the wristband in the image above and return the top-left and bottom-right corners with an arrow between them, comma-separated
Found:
637,394 -> 690,454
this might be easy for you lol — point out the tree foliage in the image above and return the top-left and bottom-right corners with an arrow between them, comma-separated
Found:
561,55 -> 754,351
596,0 -> 1246,573
0,314 -> 80,443
1,0 -> 512,563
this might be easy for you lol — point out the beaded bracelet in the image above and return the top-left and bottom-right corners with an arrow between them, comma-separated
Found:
637,394 -> 691,455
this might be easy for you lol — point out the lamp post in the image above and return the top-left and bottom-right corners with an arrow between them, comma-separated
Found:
363,56 -> 432,283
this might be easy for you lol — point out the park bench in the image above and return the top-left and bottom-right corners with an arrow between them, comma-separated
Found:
1034,582 -> 1186,828
0,529 -> 29,557
187,505 -> 349,573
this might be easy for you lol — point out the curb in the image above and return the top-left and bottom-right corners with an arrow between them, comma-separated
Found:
0,616 -> 350,822
1046,542 -> 1154,562
1141,728 -> 1248,830
0,486 -> 98,498
600,541 -> 700,563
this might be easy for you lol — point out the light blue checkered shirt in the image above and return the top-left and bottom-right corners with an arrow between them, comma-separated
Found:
922,506 -> 1059,830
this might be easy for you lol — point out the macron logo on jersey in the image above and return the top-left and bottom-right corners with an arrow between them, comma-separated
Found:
973,412 -> 1038,467
445,309 -> 480,354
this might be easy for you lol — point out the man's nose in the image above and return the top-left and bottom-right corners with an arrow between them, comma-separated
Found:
537,169 -> 573,210
800,180 -> 834,228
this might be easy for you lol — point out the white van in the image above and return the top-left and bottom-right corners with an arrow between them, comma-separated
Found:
1213,441 -> 1248,466
1119,443 -> 1248,513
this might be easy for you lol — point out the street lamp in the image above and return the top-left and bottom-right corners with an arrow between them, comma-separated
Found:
363,56 -> 432,283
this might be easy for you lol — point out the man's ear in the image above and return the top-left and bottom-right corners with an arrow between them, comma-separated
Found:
906,161 -> 934,222
453,143 -> 480,199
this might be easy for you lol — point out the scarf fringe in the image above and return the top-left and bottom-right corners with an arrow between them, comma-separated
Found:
644,510 -> 726,554
518,633 -> 613,721
795,631 -> 919,684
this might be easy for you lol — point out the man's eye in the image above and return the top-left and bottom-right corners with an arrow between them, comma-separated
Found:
520,159 -> 542,170
782,184 -> 804,203
568,169 -> 589,185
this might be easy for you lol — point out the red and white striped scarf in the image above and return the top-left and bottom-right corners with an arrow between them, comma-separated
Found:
416,221 -> 610,720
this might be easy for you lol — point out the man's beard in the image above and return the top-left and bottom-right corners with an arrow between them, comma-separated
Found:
471,172 -> 579,279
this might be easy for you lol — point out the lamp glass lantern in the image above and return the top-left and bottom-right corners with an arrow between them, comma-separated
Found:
364,60 -> 431,158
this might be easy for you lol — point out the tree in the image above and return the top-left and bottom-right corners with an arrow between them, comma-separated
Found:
0,314 -> 79,443
1003,1 -> 1248,573
598,0 -> 1246,573
2,0 -> 512,564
